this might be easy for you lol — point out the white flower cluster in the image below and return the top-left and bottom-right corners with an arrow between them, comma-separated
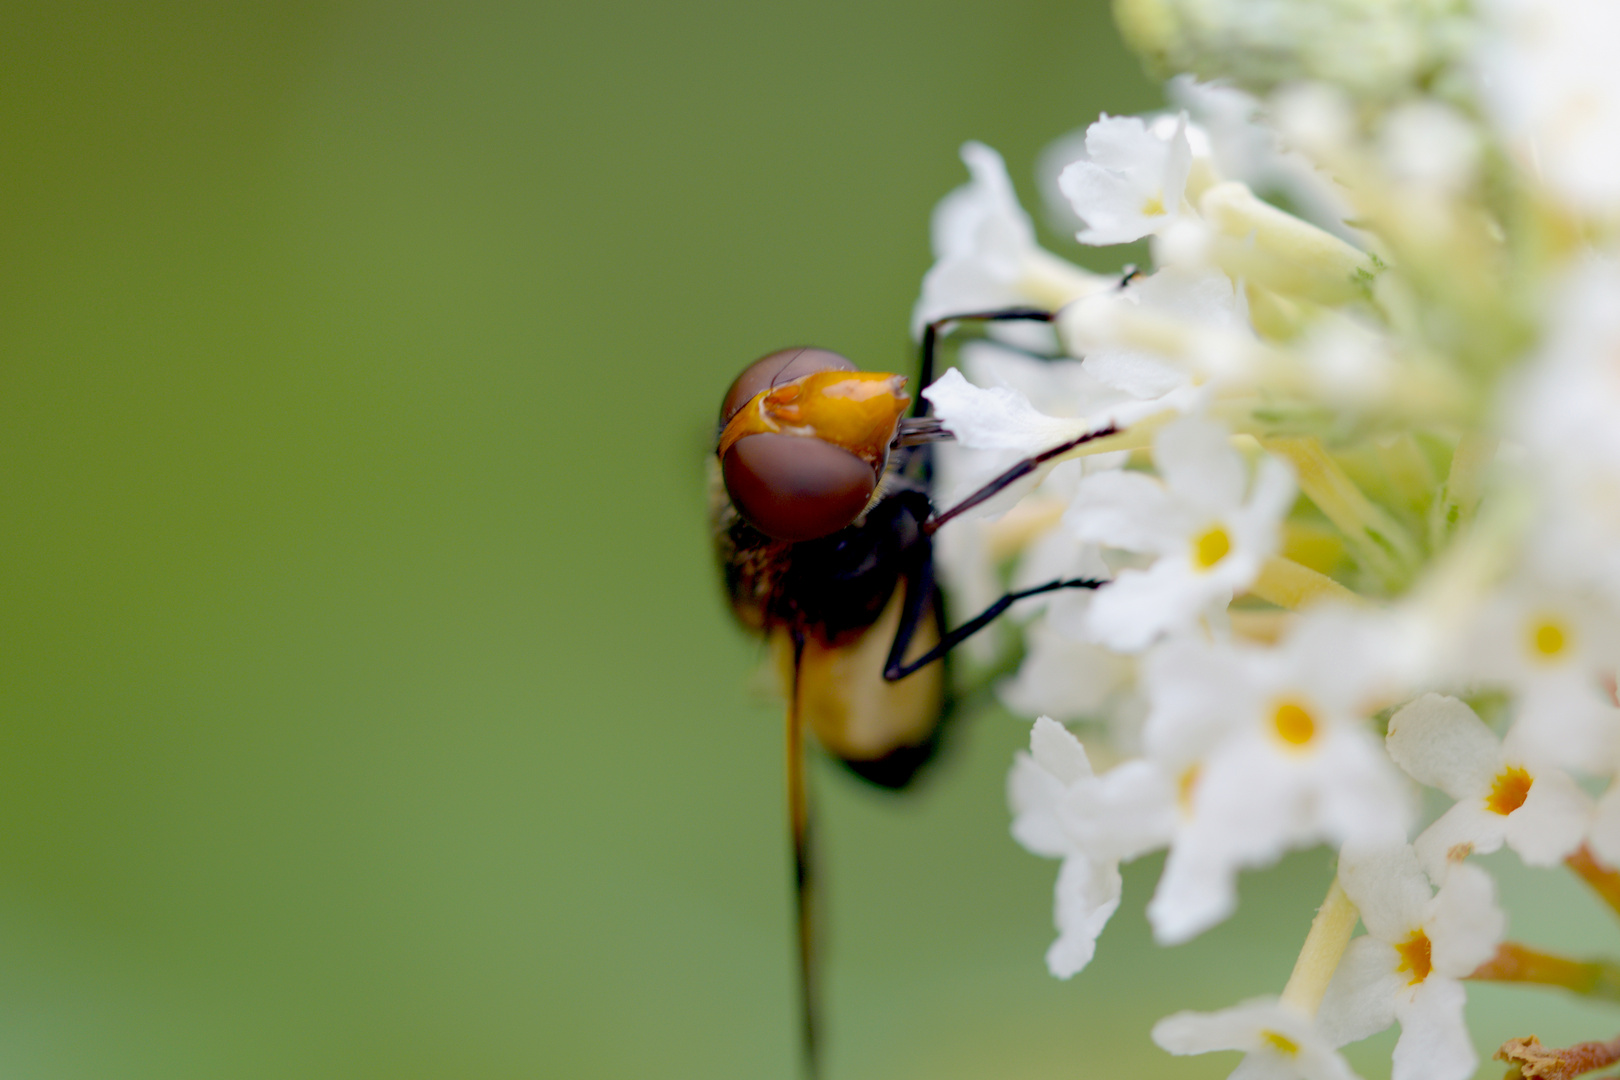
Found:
915,2 -> 1620,1078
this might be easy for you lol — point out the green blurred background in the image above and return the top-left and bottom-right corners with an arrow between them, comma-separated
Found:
1,3 -> 1613,1077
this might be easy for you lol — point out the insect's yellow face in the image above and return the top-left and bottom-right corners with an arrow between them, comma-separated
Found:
716,369 -> 910,471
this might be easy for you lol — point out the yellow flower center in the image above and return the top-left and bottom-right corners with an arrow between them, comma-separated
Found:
1527,615 -> 1570,662
1271,699 -> 1317,747
1192,525 -> 1232,571
1487,766 -> 1533,816
1395,929 -> 1432,984
1261,1030 -> 1300,1057
1177,766 -> 1201,814
1141,192 -> 1166,216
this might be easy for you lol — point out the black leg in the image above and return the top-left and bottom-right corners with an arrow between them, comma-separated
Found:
785,629 -> 819,1078
882,545 -> 1104,682
914,307 -> 1054,417
923,423 -> 1119,535
880,538 -> 941,683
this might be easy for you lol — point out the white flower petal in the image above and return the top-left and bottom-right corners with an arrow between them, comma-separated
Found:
1060,114 -> 1191,245
1337,844 -> 1431,944
1425,863 -> 1504,978
1591,783 -> 1620,866
1314,728 -> 1418,850
1318,935 -> 1403,1047
1081,758 -> 1177,860
1141,634 -> 1250,766
1030,715 -> 1093,785
1087,560 -> 1229,652
1156,997 -> 1361,1080
923,368 -> 1095,454
1070,470 -> 1186,554
1504,767 -> 1592,866
933,141 -> 1035,259
1390,977 -> 1475,1080
1008,752 -> 1072,859
1385,694 -> 1498,799
1150,839 -> 1239,945
1156,416 -> 1246,513
1508,685 -> 1620,775
1060,159 -> 1156,245
1244,456 -> 1300,537
1046,854 -> 1123,978
1083,349 -> 1187,400
914,141 -> 1105,333
997,621 -> 1132,721
1413,801 -> 1504,881
1230,1054 -> 1299,1080
1152,997 -> 1283,1054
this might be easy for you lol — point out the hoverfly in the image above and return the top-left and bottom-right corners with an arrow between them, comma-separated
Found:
710,308 -> 1117,1076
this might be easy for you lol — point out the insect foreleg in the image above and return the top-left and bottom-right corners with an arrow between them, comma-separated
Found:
916,307 -> 1054,416
923,424 -> 1120,535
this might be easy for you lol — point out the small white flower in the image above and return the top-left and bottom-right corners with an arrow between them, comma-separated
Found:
1009,717 -> 1174,977
913,141 -> 1106,335
1512,259 -> 1620,492
1071,416 -> 1295,651
1587,780 -> 1620,867
1454,575 -> 1620,773
1319,845 -> 1504,1080
1081,266 -> 1246,400
1058,113 -> 1193,246
1168,76 -> 1357,241
925,366 -> 1111,459
1141,610 -> 1415,943
929,339 -> 1135,511
1475,0 -> 1620,212
998,617 -> 1134,724
1153,997 -> 1361,1080
1386,693 -> 1592,878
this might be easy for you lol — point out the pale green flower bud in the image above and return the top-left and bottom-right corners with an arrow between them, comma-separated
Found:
1113,0 -> 1468,100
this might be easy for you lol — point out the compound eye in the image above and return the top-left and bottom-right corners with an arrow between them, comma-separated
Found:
722,433 -> 876,542
720,347 -> 856,426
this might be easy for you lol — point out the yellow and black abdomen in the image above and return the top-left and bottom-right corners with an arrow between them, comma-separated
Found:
773,580 -> 942,787
712,464 -> 947,789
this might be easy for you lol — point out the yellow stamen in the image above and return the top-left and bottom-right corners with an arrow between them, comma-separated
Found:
1487,766 -> 1533,816
1271,700 -> 1317,747
1177,766 -> 1200,814
1141,193 -> 1166,217
1527,615 -> 1570,661
1396,930 -> 1432,984
1261,1031 -> 1300,1057
1192,525 -> 1232,570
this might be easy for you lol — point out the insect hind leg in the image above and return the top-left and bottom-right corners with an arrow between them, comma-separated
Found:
883,571 -> 1104,682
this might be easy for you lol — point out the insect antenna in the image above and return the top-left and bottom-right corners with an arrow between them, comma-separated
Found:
786,629 -> 820,1078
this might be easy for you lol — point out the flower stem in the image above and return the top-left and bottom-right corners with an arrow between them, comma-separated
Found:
1469,941 -> 1620,1003
1261,436 -> 1420,591
1567,844 -> 1620,919
1249,555 -> 1362,611
1279,877 -> 1359,1016
1497,1033 -> 1620,1080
